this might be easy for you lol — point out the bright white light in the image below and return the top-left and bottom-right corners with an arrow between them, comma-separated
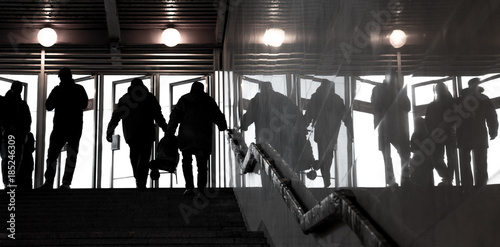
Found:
37,28 -> 57,47
389,29 -> 407,49
162,28 -> 181,47
263,28 -> 285,47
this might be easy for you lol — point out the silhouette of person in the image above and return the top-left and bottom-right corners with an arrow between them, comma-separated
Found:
371,70 -> 411,187
409,117 -> 434,186
166,82 -> 227,196
305,79 -> 350,188
107,78 -> 168,190
240,81 -> 313,173
40,67 -> 89,189
456,78 -> 498,186
1,81 -> 31,188
424,82 -> 457,186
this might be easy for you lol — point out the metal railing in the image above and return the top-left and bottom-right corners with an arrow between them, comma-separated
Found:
227,129 -> 393,247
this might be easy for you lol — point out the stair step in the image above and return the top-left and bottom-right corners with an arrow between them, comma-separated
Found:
0,188 -> 269,246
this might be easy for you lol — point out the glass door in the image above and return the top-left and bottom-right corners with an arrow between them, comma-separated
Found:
352,76 -> 389,187
107,76 -> 151,188
157,75 -> 206,188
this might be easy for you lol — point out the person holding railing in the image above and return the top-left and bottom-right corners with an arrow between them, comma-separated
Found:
165,81 -> 227,196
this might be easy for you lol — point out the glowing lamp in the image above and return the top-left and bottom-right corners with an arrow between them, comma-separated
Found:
263,28 -> 285,47
389,29 -> 407,49
162,28 -> 181,47
38,28 -> 57,47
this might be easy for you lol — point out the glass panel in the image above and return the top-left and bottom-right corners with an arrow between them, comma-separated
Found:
44,74 -> 94,188
100,75 -> 150,188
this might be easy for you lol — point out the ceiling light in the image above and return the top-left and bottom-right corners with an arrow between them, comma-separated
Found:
38,27 -> 57,47
389,29 -> 407,49
263,28 -> 285,47
162,28 -> 181,47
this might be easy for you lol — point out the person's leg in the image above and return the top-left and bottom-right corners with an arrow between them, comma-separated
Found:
194,148 -> 210,190
459,148 -> 473,186
182,149 -> 195,190
433,143 -> 449,183
61,127 -> 83,186
381,143 -> 396,186
445,137 -> 458,183
136,141 -> 152,189
44,129 -> 66,187
473,148 -> 488,186
318,138 -> 334,188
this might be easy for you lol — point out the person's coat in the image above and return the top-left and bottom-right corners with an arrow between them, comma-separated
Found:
456,87 -> 498,149
166,89 -> 227,152
46,79 -> 88,130
107,83 -> 167,144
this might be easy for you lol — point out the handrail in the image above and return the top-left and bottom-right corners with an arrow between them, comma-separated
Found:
226,129 -> 393,247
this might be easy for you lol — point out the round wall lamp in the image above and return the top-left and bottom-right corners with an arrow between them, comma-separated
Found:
38,27 -> 57,47
389,29 -> 407,49
263,28 -> 285,47
162,28 -> 181,47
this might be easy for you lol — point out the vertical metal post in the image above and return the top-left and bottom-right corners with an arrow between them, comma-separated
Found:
35,49 -> 47,188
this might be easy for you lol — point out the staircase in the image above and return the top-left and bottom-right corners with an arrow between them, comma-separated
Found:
0,188 -> 270,246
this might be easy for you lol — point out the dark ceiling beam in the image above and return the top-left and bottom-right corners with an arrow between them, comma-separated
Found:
104,0 -> 121,42
215,0 -> 229,46
104,0 -> 121,65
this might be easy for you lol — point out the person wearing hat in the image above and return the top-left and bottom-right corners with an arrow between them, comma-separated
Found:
40,67 -> 89,189
106,78 -> 168,190
456,78 -> 498,186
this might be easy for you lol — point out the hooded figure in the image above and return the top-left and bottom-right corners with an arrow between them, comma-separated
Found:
1,81 -> 31,188
241,81 -> 313,173
107,78 -> 168,190
456,78 -> 498,186
166,81 -> 227,195
305,79 -> 350,187
40,67 -> 89,189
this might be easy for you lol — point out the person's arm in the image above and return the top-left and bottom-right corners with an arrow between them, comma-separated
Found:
240,95 -> 257,131
211,100 -> 227,131
45,86 -> 60,111
151,95 -> 168,132
166,98 -> 184,137
485,98 -> 498,140
79,86 -> 89,110
106,99 -> 124,142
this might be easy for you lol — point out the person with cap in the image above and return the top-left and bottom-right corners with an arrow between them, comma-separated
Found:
40,67 -> 89,189
106,78 -> 168,190
456,78 -> 498,186
166,81 -> 227,196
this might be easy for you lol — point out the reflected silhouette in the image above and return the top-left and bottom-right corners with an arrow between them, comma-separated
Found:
424,82 -> 457,186
409,117 -> 434,186
1,81 -> 32,188
305,79 -> 350,188
371,70 -> 411,187
456,78 -> 498,186
241,81 -> 314,173
166,81 -> 227,196
40,67 -> 89,189
106,78 -> 168,190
